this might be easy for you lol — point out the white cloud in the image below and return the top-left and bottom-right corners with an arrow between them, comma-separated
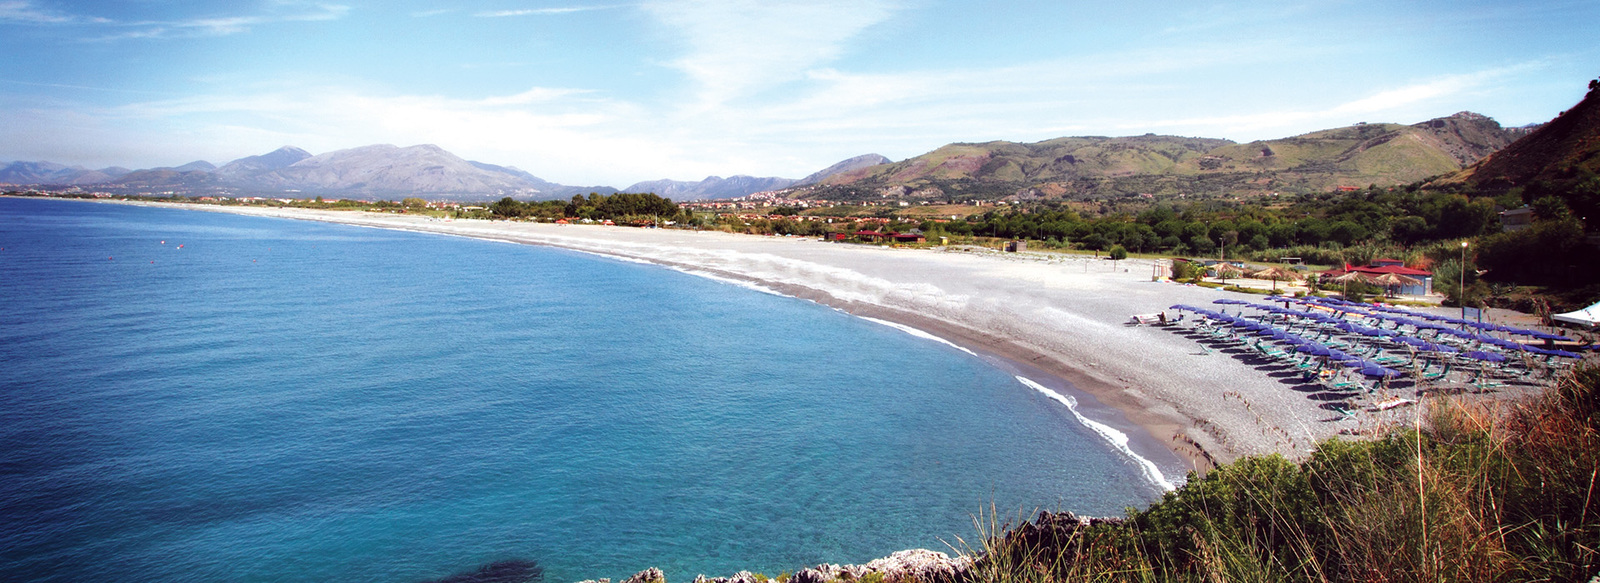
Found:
475,6 -> 621,17
642,0 -> 901,107
0,2 -> 352,40
0,1 -> 110,24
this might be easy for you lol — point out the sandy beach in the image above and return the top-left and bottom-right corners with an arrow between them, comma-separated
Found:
89,201 -> 1452,479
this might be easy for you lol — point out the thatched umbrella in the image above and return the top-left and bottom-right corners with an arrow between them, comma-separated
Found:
1213,263 -> 1245,284
1327,271 -> 1373,284
1327,270 -> 1373,300
1250,266 -> 1305,292
1370,272 -> 1423,297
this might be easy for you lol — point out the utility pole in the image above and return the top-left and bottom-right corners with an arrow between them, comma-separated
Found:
1460,240 -> 1470,320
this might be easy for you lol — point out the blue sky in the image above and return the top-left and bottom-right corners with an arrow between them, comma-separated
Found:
2,0 -> 1596,186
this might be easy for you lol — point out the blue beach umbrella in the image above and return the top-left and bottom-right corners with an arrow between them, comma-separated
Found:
1327,350 -> 1361,363
1462,350 -> 1506,363
1296,343 -> 1332,356
1547,349 -> 1584,359
1360,365 -> 1403,379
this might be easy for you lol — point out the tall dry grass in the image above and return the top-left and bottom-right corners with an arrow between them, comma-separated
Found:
950,364 -> 1600,583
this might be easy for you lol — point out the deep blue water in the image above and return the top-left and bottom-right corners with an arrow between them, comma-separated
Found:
0,198 -> 1161,583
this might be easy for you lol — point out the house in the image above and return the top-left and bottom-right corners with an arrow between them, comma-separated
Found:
888,232 -> 926,243
1500,207 -> 1534,232
853,230 -> 886,242
1319,260 -> 1435,296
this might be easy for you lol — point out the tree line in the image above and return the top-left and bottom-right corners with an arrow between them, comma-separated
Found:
488,192 -> 684,224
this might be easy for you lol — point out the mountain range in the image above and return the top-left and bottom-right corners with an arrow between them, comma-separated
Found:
794,112 -> 1533,202
0,111 -> 1535,201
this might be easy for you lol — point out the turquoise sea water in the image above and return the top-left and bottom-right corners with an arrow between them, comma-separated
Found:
0,198 -> 1162,583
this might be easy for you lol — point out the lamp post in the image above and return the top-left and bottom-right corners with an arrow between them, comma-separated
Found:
1459,240 -> 1469,320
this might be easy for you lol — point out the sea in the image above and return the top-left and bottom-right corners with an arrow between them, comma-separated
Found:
0,197 -> 1166,583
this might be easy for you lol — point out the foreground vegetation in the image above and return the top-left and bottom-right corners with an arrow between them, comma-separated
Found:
958,365 -> 1600,583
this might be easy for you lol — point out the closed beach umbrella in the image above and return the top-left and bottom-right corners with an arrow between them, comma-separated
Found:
1547,349 -> 1584,359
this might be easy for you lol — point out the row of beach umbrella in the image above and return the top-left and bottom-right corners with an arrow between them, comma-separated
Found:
1170,304 -> 1405,379
1212,298 -> 1584,360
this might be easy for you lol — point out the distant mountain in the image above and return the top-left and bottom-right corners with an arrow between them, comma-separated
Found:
214,146 -> 312,180
172,160 -> 216,172
1450,87 -> 1600,191
795,154 -> 891,186
112,168 -> 223,190
3,145 -> 620,200
0,161 -> 129,185
234,144 -> 540,197
801,112 -> 1529,201
467,160 -> 618,199
624,175 -> 797,200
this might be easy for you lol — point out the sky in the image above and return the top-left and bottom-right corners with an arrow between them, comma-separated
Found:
1,0 -> 1596,186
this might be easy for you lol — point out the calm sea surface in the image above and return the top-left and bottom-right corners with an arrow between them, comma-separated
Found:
0,198 -> 1161,583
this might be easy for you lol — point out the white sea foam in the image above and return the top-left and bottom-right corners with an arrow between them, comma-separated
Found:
672,268 -> 789,297
858,317 -> 977,355
1014,375 -> 1177,492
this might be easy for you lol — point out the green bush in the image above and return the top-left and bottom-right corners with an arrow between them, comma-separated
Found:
956,365 -> 1600,583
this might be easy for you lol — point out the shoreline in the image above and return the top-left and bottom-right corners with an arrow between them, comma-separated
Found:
49,198 -> 1390,477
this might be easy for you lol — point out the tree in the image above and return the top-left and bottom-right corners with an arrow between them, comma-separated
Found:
491,197 -> 524,218
1109,245 -> 1128,270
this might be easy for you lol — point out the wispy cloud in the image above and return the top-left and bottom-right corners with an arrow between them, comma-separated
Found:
1,1 -> 351,40
0,1 -> 109,24
412,8 -> 456,18
642,0 -> 902,107
136,4 -> 351,38
475,6 -> 622,17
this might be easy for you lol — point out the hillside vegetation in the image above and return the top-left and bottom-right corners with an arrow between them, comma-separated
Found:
949,364 -> 1600,583
807,113 -> 1526,201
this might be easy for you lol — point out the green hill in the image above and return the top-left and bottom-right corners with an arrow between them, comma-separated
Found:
805,112 -> 1525,201
1452,83 -> 1600,191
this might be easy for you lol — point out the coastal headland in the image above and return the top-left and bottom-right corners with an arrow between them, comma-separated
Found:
97,201 -> 1431,475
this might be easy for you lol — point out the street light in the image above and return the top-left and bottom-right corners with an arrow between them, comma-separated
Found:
1460,240 -> 1469,320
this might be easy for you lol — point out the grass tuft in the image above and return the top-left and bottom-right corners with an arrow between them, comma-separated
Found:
939,364 -> 1600,583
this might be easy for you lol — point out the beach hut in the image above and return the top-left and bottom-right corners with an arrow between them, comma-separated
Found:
1370,272 -> 1423,298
